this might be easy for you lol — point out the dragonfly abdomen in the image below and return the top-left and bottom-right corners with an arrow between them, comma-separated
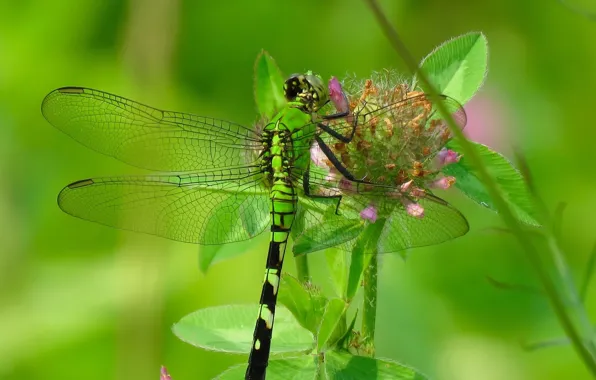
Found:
246,124 -> 298,380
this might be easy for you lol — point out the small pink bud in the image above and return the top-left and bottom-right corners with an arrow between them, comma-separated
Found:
406,202 -> 425,218
360,205 -> 378,223
431,176 -> 456,190
328,77 -> 350,114
160,366 -> 172,380
400,180 -> 413,192
437,149 -> 461,167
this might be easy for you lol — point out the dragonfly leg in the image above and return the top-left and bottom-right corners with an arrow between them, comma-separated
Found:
302,170 -> 343,215
322,109 -> 350,120
317,120 -> 356,143
314,135 -> 367,184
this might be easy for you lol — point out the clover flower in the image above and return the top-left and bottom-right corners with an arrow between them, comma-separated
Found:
317,72 -> 465,222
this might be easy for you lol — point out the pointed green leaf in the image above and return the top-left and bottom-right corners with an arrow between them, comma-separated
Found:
198,244 -> 222,273
443,140 -> 541,226
316,298 -> 347,352
172,304 -> 312,354
254,50 -> 286,119
346,221 -> 384,300
198,236 -> 264,273
419,32 -> 488,104
215,356 -> 317,380
336,310 -> 358,349
325,248 -> 348,298
279,274 -> 328,333
346,251 -> 366,301
324,351 -> 428,380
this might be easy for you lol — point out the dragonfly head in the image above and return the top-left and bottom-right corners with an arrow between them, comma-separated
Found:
284,72 -> 329,113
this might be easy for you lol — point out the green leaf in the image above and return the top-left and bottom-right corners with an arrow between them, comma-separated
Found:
198,236 -> 265,274
215,356 -> 318,380
346,221 -> 384,300
279,274 -> 328,333
336,310 -> 358,349
325,247 -> 348,298
324,351 -> 428,380
443,140 -> 541,226
172,304 -> 312,354
418,32 -> 488,105
316,298 -> 347,352
254,50 -> 286,119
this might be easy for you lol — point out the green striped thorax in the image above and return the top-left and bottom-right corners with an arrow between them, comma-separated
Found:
257,72 -> 330,186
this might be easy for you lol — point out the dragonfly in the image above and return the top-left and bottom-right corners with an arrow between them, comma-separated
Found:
42,72 -> 469,379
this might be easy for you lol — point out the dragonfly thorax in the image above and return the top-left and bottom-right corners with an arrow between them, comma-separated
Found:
260,121 -> 296,187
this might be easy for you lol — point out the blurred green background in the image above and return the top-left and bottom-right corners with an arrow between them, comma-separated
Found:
2,0 -> 596,379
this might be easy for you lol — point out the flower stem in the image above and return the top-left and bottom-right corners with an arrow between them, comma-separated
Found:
294,254 -> 310,283
363,0 -> 596,375
361,252 -> 379,355
356,219 -> 386,356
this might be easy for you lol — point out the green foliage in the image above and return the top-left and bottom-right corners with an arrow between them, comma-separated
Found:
278,274 -> 328,333
316,298 -> 347,351
419,32 -> 540,226
215,352 -> 427,379
172,304 -> 312,354
254,50 -> 287,119
443,140 -> 541,226
418,31 -> 488,105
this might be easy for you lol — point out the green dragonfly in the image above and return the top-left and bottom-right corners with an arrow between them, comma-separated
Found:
42,73 -> 469,380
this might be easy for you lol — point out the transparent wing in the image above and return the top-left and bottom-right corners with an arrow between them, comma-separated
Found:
293,194 -> 364,255
42,87 -> 262,172
58,166 -> 270,244
376,193 -> 469,253
292,169 -> 468,254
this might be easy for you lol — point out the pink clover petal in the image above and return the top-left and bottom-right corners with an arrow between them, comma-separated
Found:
360,205 -> 378,223
328,77 -> 350,113
431,176 -> 456,190
406,203 -> 425,219
160,366 -> 172,380
437,149 -> 461,167
400,180 -> 413,192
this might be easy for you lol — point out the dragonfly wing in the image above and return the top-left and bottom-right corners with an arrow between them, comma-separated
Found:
293,194 -> 364,255
376,193 -> 469,254
58,167 -> 270,244
42,87 -> 262,172
295,169 -> 468,254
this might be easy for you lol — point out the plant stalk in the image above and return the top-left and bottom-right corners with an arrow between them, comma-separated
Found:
357,219 -> 386,356
361,252 -> 379,355
294,254 -> 310,283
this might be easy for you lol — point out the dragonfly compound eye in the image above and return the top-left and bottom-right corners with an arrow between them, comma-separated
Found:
284,72 -> 329,113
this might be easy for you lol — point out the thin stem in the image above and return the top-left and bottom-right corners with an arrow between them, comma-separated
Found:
294,254 -> 310,283
361,252 -> 378,355
363,0 -> 596,375
357,219 -> 386,356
